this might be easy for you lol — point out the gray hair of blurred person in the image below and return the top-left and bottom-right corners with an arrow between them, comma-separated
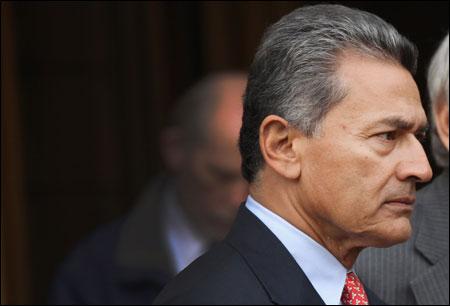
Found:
239,4 -> 418,182
170,72 -> 245,147
427,33 -> 449,168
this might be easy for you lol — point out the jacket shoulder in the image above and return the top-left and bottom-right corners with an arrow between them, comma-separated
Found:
154,242 -> 270,305
49,218 -> 126,303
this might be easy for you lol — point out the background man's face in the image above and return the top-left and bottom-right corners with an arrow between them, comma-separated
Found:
297,52 -> 432,248
177,78 -> 248,241
181,137 -> 247,241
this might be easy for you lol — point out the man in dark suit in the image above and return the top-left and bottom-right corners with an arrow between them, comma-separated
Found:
355,34 -> 449,305
154,4 -> 433,305
49,72 -> 249,304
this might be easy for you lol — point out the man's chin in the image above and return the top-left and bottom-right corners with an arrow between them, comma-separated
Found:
366,221 -> 412,248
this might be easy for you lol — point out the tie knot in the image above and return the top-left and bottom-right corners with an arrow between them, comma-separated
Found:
341,272 -> 369,305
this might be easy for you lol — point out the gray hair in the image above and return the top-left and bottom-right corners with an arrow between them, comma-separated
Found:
427,33 -> 449,168
239,4 -> 418,183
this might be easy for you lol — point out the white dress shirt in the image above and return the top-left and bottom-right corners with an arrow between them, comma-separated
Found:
163,190 -> 208,274
246,195 -> 352,305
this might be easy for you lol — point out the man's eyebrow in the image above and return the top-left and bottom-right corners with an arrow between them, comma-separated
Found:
368,116 -> 429,132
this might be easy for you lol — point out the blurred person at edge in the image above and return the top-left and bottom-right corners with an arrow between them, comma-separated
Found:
356,33 -> 449,305
49,72 -> 249,304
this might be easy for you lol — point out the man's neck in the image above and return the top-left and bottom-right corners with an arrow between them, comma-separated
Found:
250,185 -> 362,269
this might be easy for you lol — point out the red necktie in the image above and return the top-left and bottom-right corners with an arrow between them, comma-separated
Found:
341,272 -> 369,305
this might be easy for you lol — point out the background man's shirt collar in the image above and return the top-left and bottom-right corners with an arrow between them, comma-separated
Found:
163,189 -> 208,274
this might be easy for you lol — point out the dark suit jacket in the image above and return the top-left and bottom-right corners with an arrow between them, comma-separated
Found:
153,205 -> 385,305
49,177 -> 175,305
356,169 -> 449,305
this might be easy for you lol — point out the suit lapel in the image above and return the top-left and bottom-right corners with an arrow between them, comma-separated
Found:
410,255 -> 449,305
365,287 -> 387,305
226,206 -> 325,305
411,170 -> 449,304
414,171 -> 449,264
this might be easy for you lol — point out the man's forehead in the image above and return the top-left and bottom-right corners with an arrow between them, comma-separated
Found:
321,93 -> 428,135
337,51 -> 419,97
328,53 -> 425,129
208,78 -> 245,144
364,114 -> 429,131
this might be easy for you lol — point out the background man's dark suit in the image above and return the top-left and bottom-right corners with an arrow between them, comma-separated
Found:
154,206 -> 385,305
49,177 -> 174,304
356,169 -> 449,305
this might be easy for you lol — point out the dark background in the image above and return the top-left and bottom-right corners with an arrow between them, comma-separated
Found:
2,1 -> 448,304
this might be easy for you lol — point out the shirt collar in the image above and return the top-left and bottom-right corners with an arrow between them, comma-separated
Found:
163,189 -> 208,274
245,195 -> 349,305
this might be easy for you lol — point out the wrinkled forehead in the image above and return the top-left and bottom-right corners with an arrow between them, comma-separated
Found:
325,52 -> 426,129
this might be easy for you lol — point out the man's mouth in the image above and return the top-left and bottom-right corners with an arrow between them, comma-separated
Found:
384,196 -> 416,207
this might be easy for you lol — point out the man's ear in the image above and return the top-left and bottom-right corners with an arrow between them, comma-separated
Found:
435,101 -> 449,151
160,126 -> 185,172
259,115 -> 302,179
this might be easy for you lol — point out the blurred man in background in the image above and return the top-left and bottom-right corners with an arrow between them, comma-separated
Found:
356,33 -> 449,305
49,72 -> 248,304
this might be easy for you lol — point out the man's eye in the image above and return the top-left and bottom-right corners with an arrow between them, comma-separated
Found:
376,131 -> 397,141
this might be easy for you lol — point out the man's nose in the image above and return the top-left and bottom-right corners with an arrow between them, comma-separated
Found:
397,136 -> 433,183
